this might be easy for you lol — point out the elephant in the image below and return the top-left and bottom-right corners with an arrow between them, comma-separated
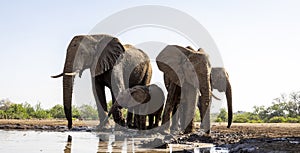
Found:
198,67 -> 232,128
52,34 -> 152,129
156,45 -> 212,134
103,84 -> 165,130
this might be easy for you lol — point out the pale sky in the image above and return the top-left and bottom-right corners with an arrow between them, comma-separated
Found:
0,1 -> 300,112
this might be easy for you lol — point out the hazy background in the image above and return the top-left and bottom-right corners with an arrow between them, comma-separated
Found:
0,0 -> 300,112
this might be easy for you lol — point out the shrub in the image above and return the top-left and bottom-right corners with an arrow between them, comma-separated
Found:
286,117 -> 298,123
249,119 -> 263,123
0,110 -> 7,119
194,108 -> 201,122
215,117 -> 222,122
233,114 -> 249,123
216,108 -> 228,122
49,104 -> 65,119
268,116 -> 286,123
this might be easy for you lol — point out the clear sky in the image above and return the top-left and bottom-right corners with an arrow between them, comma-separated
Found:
0,1 -> 300,112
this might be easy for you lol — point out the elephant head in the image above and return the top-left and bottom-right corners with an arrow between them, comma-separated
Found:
51,34 -> 125,129
156,45 -> 212,132
211,67 -> 232,128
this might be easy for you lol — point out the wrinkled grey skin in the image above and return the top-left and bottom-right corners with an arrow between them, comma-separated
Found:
156,45 -> 212,134
106,84 -> 165,130
52,34 -> 152,129
198,67 -> 232,128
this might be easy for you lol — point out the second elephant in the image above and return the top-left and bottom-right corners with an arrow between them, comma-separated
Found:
157,45 -> 212,134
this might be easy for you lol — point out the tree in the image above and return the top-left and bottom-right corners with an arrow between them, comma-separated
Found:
49,104 -> 65,118
79,104 -> 98,120
33,102 -> 50,119
216,108 -> 228,122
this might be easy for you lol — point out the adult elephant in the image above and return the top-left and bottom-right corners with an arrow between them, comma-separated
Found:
198,67 -> 232,128
156,45 -> 212,134
52,34 -> 152,129
103,84 -> 165,130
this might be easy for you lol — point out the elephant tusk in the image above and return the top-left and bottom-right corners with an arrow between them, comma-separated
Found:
51,73 -> 64,78
64,70 -> 80,76
212,93 -> 221,101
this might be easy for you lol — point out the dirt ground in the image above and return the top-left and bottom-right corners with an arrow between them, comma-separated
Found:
1,120 -> 300,152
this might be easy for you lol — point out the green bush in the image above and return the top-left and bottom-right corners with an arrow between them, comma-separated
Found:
286,117 -> 299,123
194,108 -> 201,122
233,114 -> 249,123
268,116 -> 286,123
0,110 -> 7,119
215,117 -> 222,122
49,104 -> 65,118
79,104 -> 98,120
33,110 -> 51,119
249,119 -> 263,123
216,108 -> 228,122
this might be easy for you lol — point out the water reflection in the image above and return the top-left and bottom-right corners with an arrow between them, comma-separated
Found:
64,135 -> 72,153
63,133 -> 223,153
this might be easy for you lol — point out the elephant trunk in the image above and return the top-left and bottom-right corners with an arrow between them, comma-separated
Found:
62,48 -> 77,129
226,78 -> 232,128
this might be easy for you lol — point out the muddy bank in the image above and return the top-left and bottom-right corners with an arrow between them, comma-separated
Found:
1,120 -> 300,152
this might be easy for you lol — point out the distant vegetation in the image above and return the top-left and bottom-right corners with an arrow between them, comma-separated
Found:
216,91 -> 300,123
1,91 -> 300,123
0,99 -> 98,120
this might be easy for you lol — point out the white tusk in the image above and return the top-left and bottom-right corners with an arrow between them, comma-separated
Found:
64,70 -> 80,76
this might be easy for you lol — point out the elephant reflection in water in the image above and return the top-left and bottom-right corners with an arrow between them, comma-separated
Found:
64,135 -> 72,153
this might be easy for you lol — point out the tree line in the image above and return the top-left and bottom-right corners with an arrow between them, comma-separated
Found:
1,91 -> 300,123
0,99 -> 98,120
216,91 -> 300,123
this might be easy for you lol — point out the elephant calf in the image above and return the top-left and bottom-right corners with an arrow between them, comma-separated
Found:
107,84 -> 165,130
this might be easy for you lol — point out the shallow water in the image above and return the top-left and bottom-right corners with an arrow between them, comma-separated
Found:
0,130 -> 227,153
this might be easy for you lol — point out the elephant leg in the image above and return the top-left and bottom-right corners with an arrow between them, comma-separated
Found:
92,78 -> 108,125
170,86 -> 181,131
199,92 -> 211,134
111,91 -> 125,127
161,84 -> 177,131
197,96 -> 204,122
134,113 -> 140,129
126,108 -> 134,128
148,114 -> 154,129
140,115 -> 146,130
154,113 -> 160,128
181,83 -> 198,134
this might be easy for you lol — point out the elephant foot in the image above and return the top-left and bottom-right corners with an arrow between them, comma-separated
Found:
95,123 -> 112,132
114,123 -> 126,131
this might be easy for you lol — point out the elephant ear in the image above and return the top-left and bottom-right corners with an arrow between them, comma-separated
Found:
156,45 -> 192,87
90,35 -> 125,77
211,67 -> 227,92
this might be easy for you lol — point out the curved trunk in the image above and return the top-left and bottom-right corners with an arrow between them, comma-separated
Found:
226,78 -> 232,128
